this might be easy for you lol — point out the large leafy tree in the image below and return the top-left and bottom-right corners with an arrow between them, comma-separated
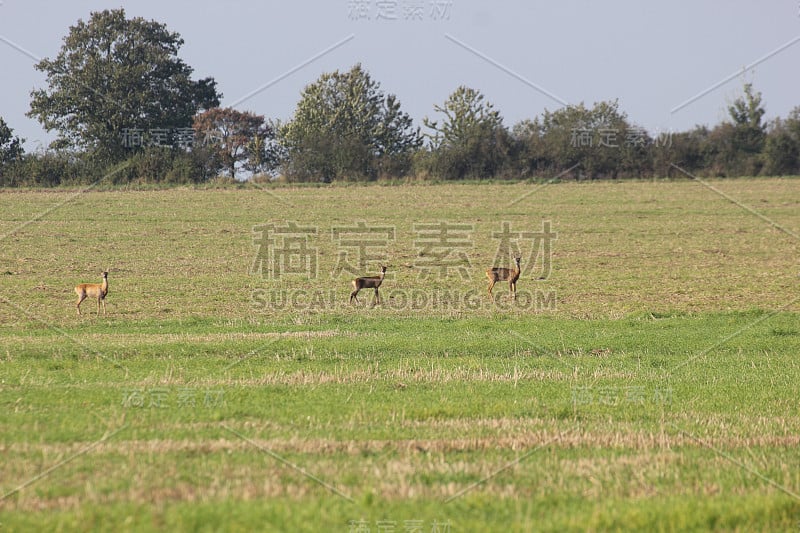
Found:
280,64 -> 421,182
193,107 -> 276,179
28,8 -> 220,163
422,86 -> 511,179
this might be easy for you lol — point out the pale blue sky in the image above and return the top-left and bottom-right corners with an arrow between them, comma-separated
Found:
1,1 -> 799,151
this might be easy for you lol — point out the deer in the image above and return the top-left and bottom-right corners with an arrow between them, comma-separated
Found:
486,256 -> 521,301
350,265 -> 387,305
75,271 -> 109,315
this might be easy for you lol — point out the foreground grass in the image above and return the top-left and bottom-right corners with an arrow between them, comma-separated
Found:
2,313 -> 799,531
1,179 -> 800,531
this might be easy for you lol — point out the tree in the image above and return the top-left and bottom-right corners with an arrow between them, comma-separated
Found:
280,64 -> 421,181
0,117 -> 25,184
193,107 -> 275,179
28,9 -> 220,164
536,100 -> 638,179
762,116 -> 799,176
727,83 -> 766,151
422,86 -> 511,179
0,117 -> 25,166
510,118 -> 548,178
425,86 -> 503,148
656,126 -> 712,177
709,83 -> 767,175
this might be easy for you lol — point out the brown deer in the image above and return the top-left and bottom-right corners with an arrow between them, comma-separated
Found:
75,271 -> 109,315
350,265 -> 387,305
486,256 -> 521,301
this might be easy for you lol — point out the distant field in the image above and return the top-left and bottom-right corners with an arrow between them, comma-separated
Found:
1,178 -> 799,531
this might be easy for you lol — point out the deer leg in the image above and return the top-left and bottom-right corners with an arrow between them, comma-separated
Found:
374,287 -> 380,305
350,289 -> 360,304
510,281 -> 516,300
76,294 -> 86,315
487,280 -> 496,299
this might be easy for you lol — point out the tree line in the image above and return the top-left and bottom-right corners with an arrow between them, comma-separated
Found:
1,9 -> 799,187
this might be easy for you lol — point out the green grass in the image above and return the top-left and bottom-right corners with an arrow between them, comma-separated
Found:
1,179 -> 800,531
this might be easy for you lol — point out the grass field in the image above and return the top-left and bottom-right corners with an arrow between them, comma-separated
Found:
1,178 -> 800,532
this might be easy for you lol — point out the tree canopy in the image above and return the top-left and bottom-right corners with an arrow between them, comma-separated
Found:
193,107 -> 277,179
28,8 -> 220,164
422,86 -> 511,179
279,64 -> 421,181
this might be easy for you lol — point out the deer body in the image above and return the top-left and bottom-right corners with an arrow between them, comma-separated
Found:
350,265 -> 387,305
486,257 -> 521,300
75,271 -> 109,315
